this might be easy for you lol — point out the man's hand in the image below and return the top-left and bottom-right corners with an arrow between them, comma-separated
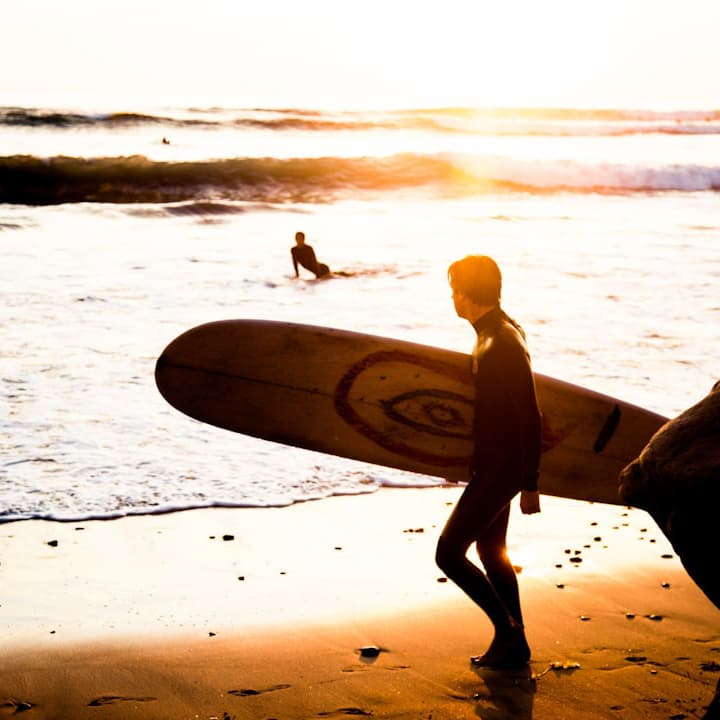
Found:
520,490 -> 541,515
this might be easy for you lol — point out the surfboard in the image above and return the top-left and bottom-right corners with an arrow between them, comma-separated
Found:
155,319 -> 667,506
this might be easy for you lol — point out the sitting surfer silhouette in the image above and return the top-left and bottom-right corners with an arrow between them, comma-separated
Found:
291,231 -> 330,279
436,255 -> 542,670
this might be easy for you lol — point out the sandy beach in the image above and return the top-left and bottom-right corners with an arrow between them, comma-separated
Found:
2,487 -> 719,719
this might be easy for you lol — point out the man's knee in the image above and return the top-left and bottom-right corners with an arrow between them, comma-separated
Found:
476,542 -> 509,572
435,536 -> 449,571
436,535 -> 462,575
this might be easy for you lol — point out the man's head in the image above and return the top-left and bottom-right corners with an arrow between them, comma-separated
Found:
295,231 -> 306,245
448,255 -> 502,320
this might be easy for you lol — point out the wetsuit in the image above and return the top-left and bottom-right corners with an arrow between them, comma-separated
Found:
436,306 -> 541,627
469,306 -> 541,492
291,244 -> 329,278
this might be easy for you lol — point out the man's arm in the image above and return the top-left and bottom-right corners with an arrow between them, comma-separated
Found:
520,490 -> 541,514
503,339 -> 542,513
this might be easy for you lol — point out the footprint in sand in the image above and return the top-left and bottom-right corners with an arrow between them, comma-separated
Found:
317,709 -> 372,717
0,700 -> 34,715
228,684 -> 290,697
87,696 -> 157,707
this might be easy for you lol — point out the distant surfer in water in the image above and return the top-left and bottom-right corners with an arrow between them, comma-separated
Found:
291,231 -> 330,279
436,255 -> 542,669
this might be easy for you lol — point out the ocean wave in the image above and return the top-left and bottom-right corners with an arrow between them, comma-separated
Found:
0,107 -> 213,129
2,153 -> 719,206
0,153 -> 460,205
3,105 -> 720,137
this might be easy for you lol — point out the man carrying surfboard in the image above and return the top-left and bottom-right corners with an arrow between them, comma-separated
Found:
436,255 -> 542,669
291,231 -> 330,279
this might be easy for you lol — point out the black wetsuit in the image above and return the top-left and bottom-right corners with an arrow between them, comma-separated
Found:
436,306 -> 541,627
291,244 -> 329,278
469,306 -> 541,491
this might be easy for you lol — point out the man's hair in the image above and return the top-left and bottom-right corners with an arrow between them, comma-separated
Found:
447,255 -> 502,306
295,231 -> 305,242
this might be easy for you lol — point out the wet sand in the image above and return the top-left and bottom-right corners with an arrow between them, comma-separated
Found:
2,487 -> 719,719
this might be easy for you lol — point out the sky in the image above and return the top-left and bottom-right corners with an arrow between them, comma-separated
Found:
3,0 -> 720,109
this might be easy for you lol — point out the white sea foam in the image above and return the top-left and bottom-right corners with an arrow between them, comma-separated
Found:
478,157 -> 720,192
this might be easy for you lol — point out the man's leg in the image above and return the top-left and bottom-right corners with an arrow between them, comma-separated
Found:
435,481 -> 529,667
476,504 -> 523,626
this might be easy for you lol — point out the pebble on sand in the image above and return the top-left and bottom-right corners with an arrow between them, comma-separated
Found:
359,645 -> 381,658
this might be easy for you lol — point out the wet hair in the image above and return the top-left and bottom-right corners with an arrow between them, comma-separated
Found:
447,255 -> 502,306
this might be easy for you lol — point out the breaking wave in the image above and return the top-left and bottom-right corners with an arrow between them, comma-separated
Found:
2,153 -> 719,205
3,105 -> 720,136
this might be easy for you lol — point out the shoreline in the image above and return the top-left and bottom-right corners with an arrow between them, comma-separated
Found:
2,487 -> 719,718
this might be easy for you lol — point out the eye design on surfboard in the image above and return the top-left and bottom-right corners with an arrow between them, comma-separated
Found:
381,390 -> 473,440
334,350 -> 474,467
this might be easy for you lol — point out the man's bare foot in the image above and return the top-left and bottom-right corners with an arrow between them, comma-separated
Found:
470,626 -> 530,669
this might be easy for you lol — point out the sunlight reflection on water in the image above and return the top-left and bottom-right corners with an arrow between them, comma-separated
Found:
2,192 -> 718,520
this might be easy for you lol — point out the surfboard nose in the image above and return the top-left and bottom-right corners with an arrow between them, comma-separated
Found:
154,352 -> 174,403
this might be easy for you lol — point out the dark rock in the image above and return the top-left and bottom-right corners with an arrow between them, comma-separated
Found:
359,645 -> 381,658
619,380 -> 720,612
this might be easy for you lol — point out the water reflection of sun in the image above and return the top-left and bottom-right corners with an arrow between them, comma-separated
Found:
507,543 -> 543,578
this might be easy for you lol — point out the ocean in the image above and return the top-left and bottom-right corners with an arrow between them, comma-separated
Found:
1,104 -> 719,523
